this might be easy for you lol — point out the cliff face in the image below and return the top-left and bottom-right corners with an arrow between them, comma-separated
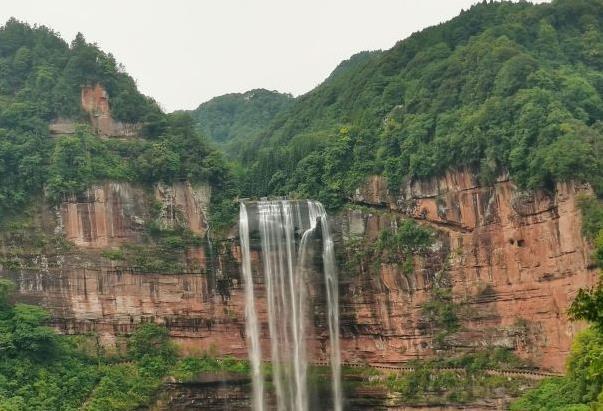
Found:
60,183 -> 148,248
0,172 -> 596,371
344,171 -> 596,371
59,182 -> 211,248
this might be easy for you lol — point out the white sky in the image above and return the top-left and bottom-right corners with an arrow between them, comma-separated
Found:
1,1 -> 548,112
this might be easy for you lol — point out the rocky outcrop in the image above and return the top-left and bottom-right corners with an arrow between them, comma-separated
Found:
80,84 -> 140,137
0,171 -> 596,372
49,117 -> 77,135
154,182 -> 211,236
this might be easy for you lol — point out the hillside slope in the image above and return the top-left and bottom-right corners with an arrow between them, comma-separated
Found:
238,0 -> 603,208
0,18 -> 236,227
187,88 -> 293,152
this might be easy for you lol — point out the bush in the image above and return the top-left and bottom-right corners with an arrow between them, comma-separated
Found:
127,323 -> 176,362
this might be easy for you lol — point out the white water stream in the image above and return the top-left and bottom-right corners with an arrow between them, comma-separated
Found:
239,200 -> 342,411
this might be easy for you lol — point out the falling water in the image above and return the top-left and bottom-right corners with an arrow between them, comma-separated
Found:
239,204 -> 265,411
239,200 -> 342,411
311,201 -> 342,411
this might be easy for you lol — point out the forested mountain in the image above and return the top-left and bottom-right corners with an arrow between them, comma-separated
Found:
238,0 -> 602,209
187,89 -> 293,153
0,18 -> 236,226
0,1 -> 602,409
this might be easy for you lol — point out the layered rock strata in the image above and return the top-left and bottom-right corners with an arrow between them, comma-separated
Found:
0,171 -> 596,372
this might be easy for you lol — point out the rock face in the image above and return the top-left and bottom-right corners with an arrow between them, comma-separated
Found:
61,183 -> 148,248
49,117 -> 77,135
0,171 -> 596,372
80,84 -> 140,137
153,182 -> 211,236
60,182 -> 211,248
347,170 -> 596,370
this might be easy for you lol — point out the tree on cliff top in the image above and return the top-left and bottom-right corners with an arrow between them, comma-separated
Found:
0,19 -> 159,123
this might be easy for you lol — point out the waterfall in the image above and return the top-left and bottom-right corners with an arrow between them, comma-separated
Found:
240,204 -> 265,411
312,201 -> 342,411
239,200 -> 342,411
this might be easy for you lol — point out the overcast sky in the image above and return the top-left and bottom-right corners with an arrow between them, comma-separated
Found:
2,1 -> 548,112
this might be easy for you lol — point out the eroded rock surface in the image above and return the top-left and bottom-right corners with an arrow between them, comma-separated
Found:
0,171 -> 596,372
60,182 -> 211,248
81,84 -> 140,137
347,171 -> 596,370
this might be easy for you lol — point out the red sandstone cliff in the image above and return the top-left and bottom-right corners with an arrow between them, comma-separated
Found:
0,171 -> 596,372
345,171 -> 596,371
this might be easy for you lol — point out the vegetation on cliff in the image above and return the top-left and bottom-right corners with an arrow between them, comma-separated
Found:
0,18 -> 158,124
512,195 -> 603,410
386,350 -> 531,405
236,0 -> 602,206
0,279 -> 247,410
0,278 -> 170,410
0,19 -> 238,229
511,328 -> 603,410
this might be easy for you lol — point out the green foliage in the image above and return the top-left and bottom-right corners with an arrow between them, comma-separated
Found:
374,219 -> 435,274
188,88 -> 293,153
0,280 -> 100,410
566,328 -> 603,405
0,281 -> 131,409
441,347 -> 529,371
84,363 -> 161,411
0,21 -> 158,122
570,284 -> 603,330
46,126 -> 133,201
339,217 -> 436,283
578,195 -> 603,242
0,283 -> 235,411
421,287 -> 460,347
127,323 -> 176,362
511,329 -> 603,410
100,248 -> 124,261
0,278 -> 15,306
0,111 -> 50,215
0,19 -> 237,227
569,196 -> 603,328
237,0 -> 603,204
171,355 -> 249,381
376,220 -> 434,255
385,350 -> 531,405
0,287 -> 60,361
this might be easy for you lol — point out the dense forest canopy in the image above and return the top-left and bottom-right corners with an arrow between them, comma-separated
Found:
186,89 -> 293,155
0,18 -> 237,228
235,0 -> 602,208
0,18 -> 159,123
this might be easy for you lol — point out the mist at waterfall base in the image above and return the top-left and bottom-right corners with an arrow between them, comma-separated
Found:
239,200 -> 342,411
